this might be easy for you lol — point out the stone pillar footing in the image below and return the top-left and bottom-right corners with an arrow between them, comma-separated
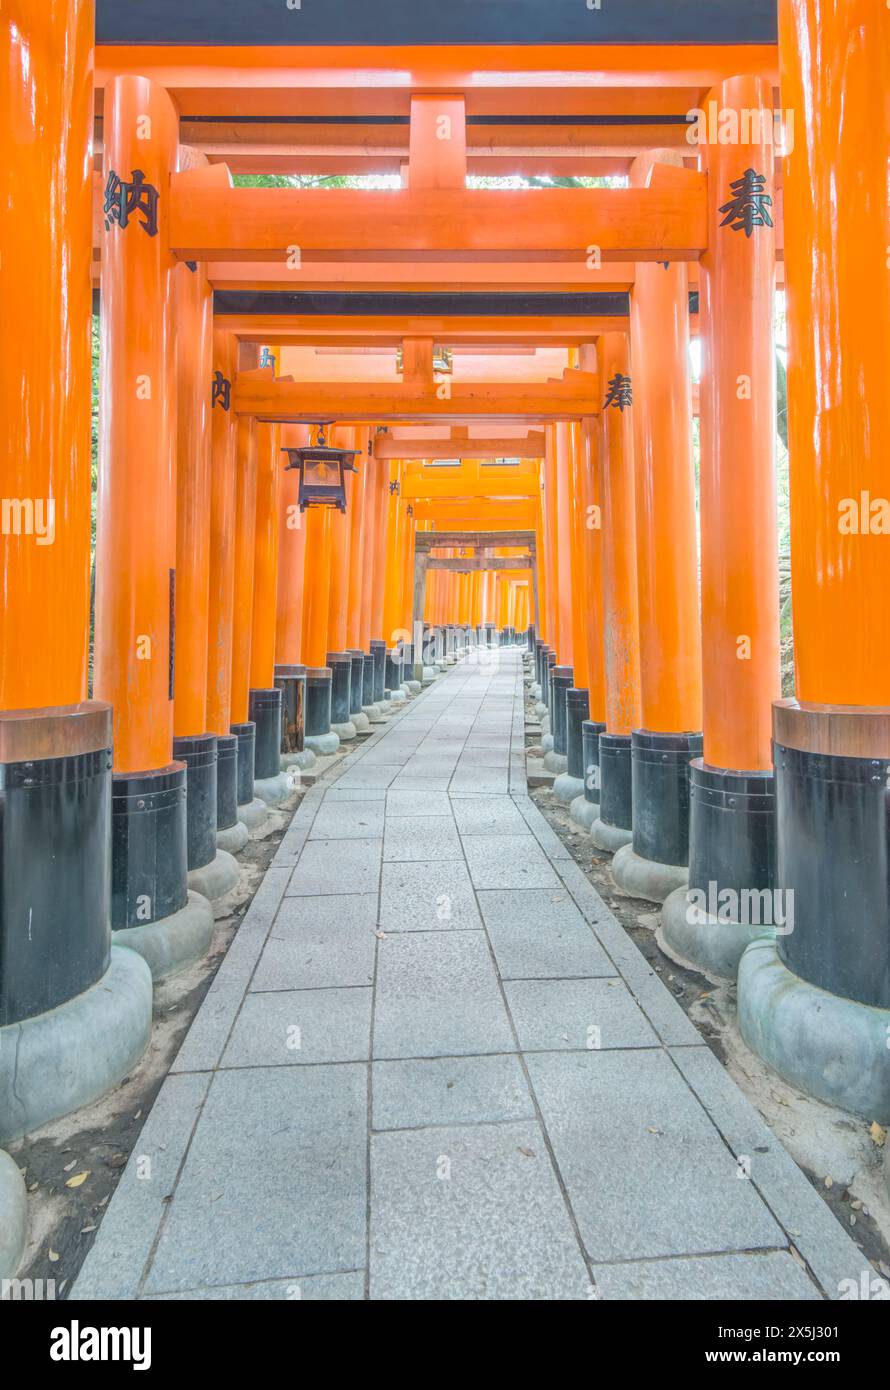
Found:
591,819 -> 633,852
238,797 -> 270,829
188,848 -> 240,902
114,891 -> 215,983
611,842 -> 689,903
552,772 -> 584,804
254,772 -> 292,806
217,820 -> 249,856
0,946 -> 153,1144
657,886 -> 764,982
304,731 -> 340,755
569,794 -> 599,831
738,936 -> 890,1122
0,1149 -> 27,1279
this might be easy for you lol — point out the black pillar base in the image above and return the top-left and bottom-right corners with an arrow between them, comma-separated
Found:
385,649 -> 406,694
565,689 -> 589,779
231,721 -> 256,804
370,640 -> 386,703
248,688 -> 283,781
582,719 -> 607,805
172,733 -> 218,872
598,733 -> 633,832
111,762 -> 188,931
361,651 -> 376,706
305,667 -> 333,736
347,650 -> 365,716
775,739 -> 890,1009
216,734 -> 240,832
631,729 -> 703,868
326,653 -> 353,726
275,664 -> 307,754
549,666 -> 573,755
688,760 -> 777,903
543,651 -> 557,713
0,704 -> 113,1026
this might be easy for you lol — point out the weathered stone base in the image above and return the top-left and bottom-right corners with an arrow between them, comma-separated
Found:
611,843 -> 689,904
216,819 -> 249,855
281,748 -> 317,771
738,936 -> 890,1122
331,720 -> 357,741
188,848 -> 240,902
304,731 -> 340,756
657,886 -> 764,981
569,794 -> 599,831
114,891 -> 215,983
238,796 -> 270,829
553,771 -> 583,804
0,946 -> 153,1143
591,818 -> 633,853
363,703 -> 386,723
543,748 -> 566,774
254,771 -> 292,807
0,1149 -> 28,1278
352,712 -> 371,734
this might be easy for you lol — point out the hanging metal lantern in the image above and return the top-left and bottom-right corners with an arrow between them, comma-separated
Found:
281,425 -> 358,512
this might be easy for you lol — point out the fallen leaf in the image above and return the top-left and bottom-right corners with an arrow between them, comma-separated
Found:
65,1171 -> 90,1189
374,929 -> 388,940
48,1250 -> 60,1263
824,1175 -> 834,1189
870,1121 -> 887,1148
517,1146 -> 536,1159
80,1225 -> 97,1235
789,1246 -> 806,1268
62,1159 -> 77,1173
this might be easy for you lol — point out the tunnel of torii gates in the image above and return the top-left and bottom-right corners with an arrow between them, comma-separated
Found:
1,0 -> 889,1161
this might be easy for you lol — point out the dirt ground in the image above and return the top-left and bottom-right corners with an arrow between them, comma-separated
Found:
525,684 -> 890,1285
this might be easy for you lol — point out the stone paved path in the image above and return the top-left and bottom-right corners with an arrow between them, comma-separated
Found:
75,652 -> 865,1301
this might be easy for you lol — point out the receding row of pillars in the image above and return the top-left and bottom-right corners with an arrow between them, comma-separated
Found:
533,50 -> 890,1126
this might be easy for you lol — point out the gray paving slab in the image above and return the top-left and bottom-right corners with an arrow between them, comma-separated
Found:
251,893 -> 377,991
334,764 -> 402,790
505,977 -> 660,1052
309,799 -> 386,840
590,1251 -> 821,1301
144,1065 -> 367,1293
286,837 -> 382,897
379,859 -> 482,933
323,787 -> 387,802
373,931 -> 515,1058
451,796 -> 529,836
477,888 -> 617,980
670,1044 -> 867,1298
370,1122 -> 592,1300
146,1272 -> 365,1301
72,1072 -> 211,1300
386,788 -> 453,817
383,814 -> 463,862
451,769 -> 510,794
526,1049 -> 787,1263
462,832 -> 561,890
221,988 -> 372,1067
372,1055 -> 535,1131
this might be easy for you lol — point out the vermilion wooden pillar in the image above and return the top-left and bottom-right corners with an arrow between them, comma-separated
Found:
661,76 -> 781,975
95,75 -> 214,954
738,4 -> 890,1120
248,409 -> 288,793
275,424 -> 309,668
205,329 -> 245,848
614,152 -> 703,896
0,4 -> 154,1106
592,333 -> 641,852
